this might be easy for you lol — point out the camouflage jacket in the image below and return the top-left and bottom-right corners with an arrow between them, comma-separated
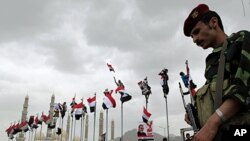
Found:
204,30 -> 250,111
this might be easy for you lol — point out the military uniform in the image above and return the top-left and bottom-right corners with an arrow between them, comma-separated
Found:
184,3 -> 250,141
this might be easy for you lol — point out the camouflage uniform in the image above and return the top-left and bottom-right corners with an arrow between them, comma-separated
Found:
196,31 -> 250,138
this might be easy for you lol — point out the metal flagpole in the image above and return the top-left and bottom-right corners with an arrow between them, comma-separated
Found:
81,115 -> 85,141
73,118 -> 76,141
34,129 -> 37,141
80,116 -> 83,141
61,117 -> 64,141
70,115 -> 73,141
40,123 -> 43,140
106,109 -> 109,141
159,68 -> 170,141
121,103 -> 123,141
242,0 -> 246,16
165,96 -> 170,141
93,93 -> 97,141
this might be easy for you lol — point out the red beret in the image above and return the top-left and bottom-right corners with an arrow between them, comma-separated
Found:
184,4 -> 210,37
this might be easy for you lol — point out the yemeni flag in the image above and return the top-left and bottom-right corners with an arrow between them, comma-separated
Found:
73,102 -> 84,120
35,115 -> 42,125
60,102 -> 67,119
70,96 -> 76,108
102,90 -> 116,110
142,107 -> 151,123
87,96 -> 96,113
5,124 -> 15,136
41,113 -> 52,125
119,90 -> 132,103
19,121 -> 29,132
107,63 -> 115,72
56,127 -> 62,135
28,116 -> 34,127
115,85 -> 125,93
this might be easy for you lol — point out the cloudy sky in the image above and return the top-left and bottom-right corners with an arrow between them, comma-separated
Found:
0,0 -> 249,140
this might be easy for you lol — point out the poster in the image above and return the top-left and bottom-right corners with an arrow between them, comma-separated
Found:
137,121 -> 154,140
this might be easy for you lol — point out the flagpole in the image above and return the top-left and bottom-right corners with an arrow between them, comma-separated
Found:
165,95 -> 170,141
34,129 -> 37,141
73,118 -> 76,141
121,102 -> 123,141
40,123 -> 43,140
106,109 -> 109,141
81,116 -> 85,141
93,93 -> 97,141
70,115 -> 73,141
61,116 -> 64,141
80,116 -> 83,141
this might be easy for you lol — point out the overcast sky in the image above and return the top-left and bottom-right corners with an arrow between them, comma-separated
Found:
0,0 -> 250,140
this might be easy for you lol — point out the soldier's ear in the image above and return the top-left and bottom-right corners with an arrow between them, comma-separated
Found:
209,17 -> 218,28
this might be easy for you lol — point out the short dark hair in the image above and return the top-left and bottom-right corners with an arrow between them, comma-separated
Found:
200,11 -> 224,31
163,137 -> 167,141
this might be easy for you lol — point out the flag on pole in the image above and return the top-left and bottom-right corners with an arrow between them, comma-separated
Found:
87,96 -> 96,113
70,96 -> 76,108
142,107 -> 151,123
119,90 -> 132,103
73,102 -> 84,120
138,77 -> 151,95
107,63 -> 115,72
35,115 -> 42,125
60,102 -> 67,119
19,121 -> 29,132
102,89 -> 116,109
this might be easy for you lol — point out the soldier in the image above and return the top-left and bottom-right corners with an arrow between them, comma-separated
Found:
183,4 -> 250,141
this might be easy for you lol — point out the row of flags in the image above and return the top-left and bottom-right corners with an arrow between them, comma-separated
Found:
6,61 -> 195,140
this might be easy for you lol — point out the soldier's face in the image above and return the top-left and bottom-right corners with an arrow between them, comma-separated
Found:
190,21 -> 217,49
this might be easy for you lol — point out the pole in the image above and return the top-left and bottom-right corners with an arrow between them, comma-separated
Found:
93,93 -> 97,141
106,109 -> 109,141
70,116 -> 73,141
145,95 -> 149,110
121,103 -> 123,141
80,117 -> 83,141
61,117 -> 64,141
242,0 -> 246,16
34,129 -> 37,141
40,123 -> 43,140
73,119 -> 76,141
81,116 -> 85,141
165,96 -> 170,141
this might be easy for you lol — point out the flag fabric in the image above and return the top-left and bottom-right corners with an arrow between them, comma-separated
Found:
59,102 -> 67,119
87,96 -> 96,113
56,127 -> 62,135
119,90 -> 132,103
70,96 -> 76,108
142,107 -> 151,123
138,77 -> 151,95
19,121 -> 29,132
73,102 -> 84,120
6,124 -> 15,139
35,115 -> 42,125
102,90 -> 116,110
107,63 -> 115,72
28,116 -> 34,127
13,122 -> 22,134
115,85 -> 125,93
41,113 -> 52,125
28,115 -> 38,129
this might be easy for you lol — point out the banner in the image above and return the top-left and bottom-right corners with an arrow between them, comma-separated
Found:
137,121 -> 154,140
